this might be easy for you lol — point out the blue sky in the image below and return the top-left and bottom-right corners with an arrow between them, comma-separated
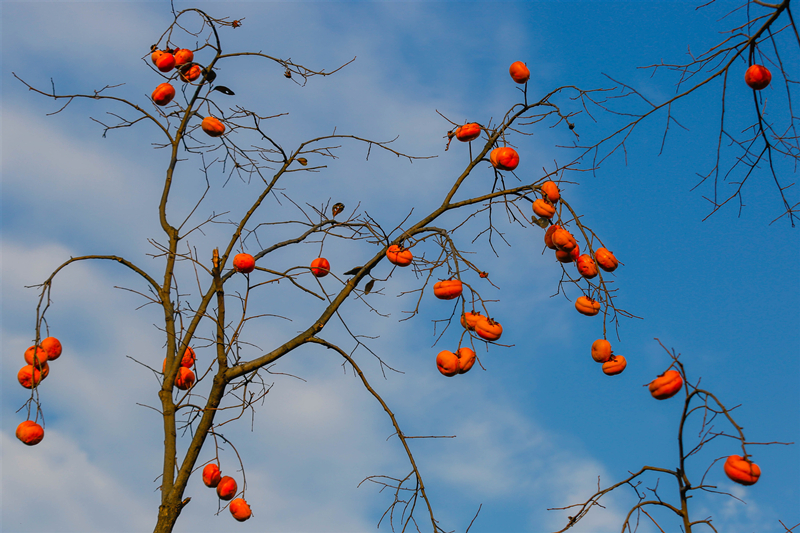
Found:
2,2 -> 798,532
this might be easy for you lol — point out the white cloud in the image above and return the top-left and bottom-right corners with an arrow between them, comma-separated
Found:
1,430 -> 153,533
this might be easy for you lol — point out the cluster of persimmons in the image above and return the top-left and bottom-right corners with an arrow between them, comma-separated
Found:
149,46 -> 226,137
201,463 -> 252,522
15,336 -> 62,446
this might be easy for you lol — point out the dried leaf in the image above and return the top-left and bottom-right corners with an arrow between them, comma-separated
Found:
213,85 -> 235,95
364,279 -> 375,294
533,216 -> 550,229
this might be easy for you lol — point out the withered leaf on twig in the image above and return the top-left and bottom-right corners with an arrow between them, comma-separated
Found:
364,279 -> 375,294
213,85 -> 235,95
533,216 -> 550,229
202,67 -> 217,83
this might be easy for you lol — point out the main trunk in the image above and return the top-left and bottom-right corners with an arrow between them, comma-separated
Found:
153,497 -> 183,533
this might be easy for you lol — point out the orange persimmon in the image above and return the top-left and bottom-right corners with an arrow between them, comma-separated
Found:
455,123 -> 481,142
233,253 -> 255,273
173,48 -> 194,66
475,317 -> 503,341
745,64 -> 771,90
230,498 -> 252,521
174,367 -> 195,390
310,257 -> 331,278
456,347 -> 476,374
216,476 -> 237,501
576,254 -> 598,279
551,228 -> 577,251
202,463 -> 222,488
17,365 -> 43,389
544,225 -> 561,250
602,355 -> 627,375
575,296 -> 600,316
649,369 -> 683,400
152,83 -> 175,106
436,350 -> 460,377
16,420 -> 44,446
541,181 -> 560,203
386,245 -> 413,267
460,311 -> 485,331
41,337 -> 62,361
490,147 -> 519,171
532,199 -> 556,218
591,339 -> 612,363
509,61 -> 530,84
201,116 -> 225,137
595,248 -> 618,272
723,454 -> 761,485
433,279 -> 463,300
24,346 -> 48,366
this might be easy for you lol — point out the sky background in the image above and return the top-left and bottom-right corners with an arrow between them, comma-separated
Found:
2,2 -> 799,533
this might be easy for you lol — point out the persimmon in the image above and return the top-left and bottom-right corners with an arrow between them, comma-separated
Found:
433,279 -> 463,300
232,253 -> 255,273
544,225 -> 561,250
723,454 -> 761,485
152,83 -> 176,106
152,50 -> 176,73
24,346 -> 48,366
745,64 -> 772,90
310,257 -> 331,278
202,463 -> 222,488
216,476 -> 237,500
475,317 -> 503,341
181,347 -> 196,368
591,339 -> 612,363
17,365 -> 43,389
436,350 -> 460,377
386,244 -> 413,267
179,64 -> 202,83
575,296 -> 600,316
509,61 -> 530,84
649,369 -> 683,400
41,337 -> 62,361
455,123 -> 481,142
149,81 -> 177,108
541,181 -> 560,203
532,199 -> 555,218
490,147 -> 519,171
174,367 -> 195,390
201,116 -> 226,137
16,421 -> 44,446
230,498 -> 252,522
163,348 -> 195,373
551,228 -> 577,251
595,248 -> 618,272
456,347 -> 476,374
602,355 -> 627,375
173,48 -> 194,66
576,254 -> 598,279
555,246 -> 579,263
460,311 -> 484,331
